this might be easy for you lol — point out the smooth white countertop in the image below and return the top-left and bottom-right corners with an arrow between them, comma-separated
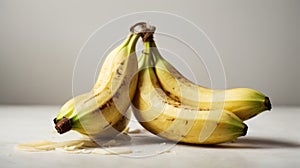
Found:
0,105 -> 300,168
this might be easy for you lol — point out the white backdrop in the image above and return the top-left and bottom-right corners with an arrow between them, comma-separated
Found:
0,0 -> 299,105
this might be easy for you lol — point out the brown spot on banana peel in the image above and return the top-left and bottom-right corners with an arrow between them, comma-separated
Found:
198,108 -> 209,111
165,91 -> 171,96
173,104 -> 179,108
174,95 -> 180,101
116,69 -> 122,76
166,118 -> 175,121
99,99 -> 113,110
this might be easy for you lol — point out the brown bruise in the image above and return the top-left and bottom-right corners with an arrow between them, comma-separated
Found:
166,118 -> 175,121
116,68 -> 122,76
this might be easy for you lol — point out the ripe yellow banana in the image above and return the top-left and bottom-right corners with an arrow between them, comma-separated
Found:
54,32 -> 140,139
150,40 -> 271,121
132,41 -> 247,144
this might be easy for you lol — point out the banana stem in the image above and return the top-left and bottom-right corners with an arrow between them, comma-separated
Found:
54,117 -> 72,134
149,40 -> 164,63
127,33 -> 140,53
130,22 -> 156,42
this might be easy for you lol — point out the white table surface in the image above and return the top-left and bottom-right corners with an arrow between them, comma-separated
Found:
0,105 -> 300,168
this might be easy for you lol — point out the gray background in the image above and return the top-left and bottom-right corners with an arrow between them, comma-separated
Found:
0,0 -> 299,106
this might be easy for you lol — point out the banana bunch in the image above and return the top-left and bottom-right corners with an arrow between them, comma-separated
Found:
53,30 -> 140,140
54,22 -> 271,145
132,41 -> 247,144
131,24 -> 271,144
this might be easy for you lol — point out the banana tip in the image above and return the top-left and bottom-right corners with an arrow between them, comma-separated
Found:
54,117 -> 72,134
242,123 -> 248,136
264,97 -> 272,110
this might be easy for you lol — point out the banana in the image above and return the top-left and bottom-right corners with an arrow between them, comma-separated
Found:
149,40 -> 271,121
132,41 -> 247,144
54,31 -> 140,140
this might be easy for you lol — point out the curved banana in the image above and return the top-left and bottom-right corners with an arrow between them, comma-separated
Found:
54,32 -> 140,139
150,40 -> 271,121
132,41 -> 247,144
